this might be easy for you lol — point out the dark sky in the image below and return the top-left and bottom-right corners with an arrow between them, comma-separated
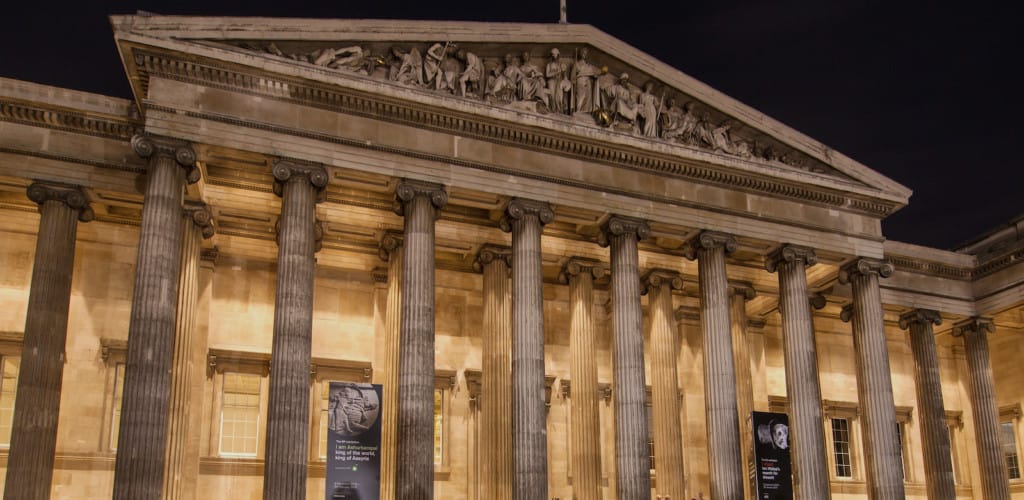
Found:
4,1 -> 1021,250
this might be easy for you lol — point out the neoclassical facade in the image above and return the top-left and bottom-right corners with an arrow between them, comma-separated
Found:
0,16 -> 1021,500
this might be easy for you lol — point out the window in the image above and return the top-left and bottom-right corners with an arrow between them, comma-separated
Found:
946,411 -> 964,485
219,372 -> 261,457
832,418 -> 853,478
310,359 -> 374,461
646,403 -> 656,473
1001,421 -> 1021,480
110,363 -> 125,450
433,388 -> 444,466
896,423 -> 905,480
0,355 -> 20,446
895,406 -> 913,483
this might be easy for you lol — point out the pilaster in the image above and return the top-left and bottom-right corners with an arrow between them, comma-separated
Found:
726,280 -> 756,500
378,230 -> 404,500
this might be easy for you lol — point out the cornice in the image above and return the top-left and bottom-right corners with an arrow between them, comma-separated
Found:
0,100 -> 141,141
127,47 -> 901,218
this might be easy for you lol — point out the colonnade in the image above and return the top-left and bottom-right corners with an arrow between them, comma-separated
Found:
1,135 -> 1014,500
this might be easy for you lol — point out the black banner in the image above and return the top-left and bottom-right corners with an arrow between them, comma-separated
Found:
326,382 -> 383,500
752,411 -> 793,499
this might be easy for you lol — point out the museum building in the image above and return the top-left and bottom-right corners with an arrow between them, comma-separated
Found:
0,14 -> 1022,500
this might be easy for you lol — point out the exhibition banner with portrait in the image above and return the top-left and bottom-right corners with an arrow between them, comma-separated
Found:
752,411 -> 793,499
326,382 -> 383,500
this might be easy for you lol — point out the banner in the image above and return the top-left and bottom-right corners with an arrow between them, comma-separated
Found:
326,382 -> 383,500
752,411 -> 793,499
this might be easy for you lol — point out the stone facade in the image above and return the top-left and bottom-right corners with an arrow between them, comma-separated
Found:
0,15 -> 1021,500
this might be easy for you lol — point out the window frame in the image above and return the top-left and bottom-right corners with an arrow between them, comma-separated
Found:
99,337 -> 128,453
895,405 -> 914,483
945,410 -> 965,486
206,347 -> 270,460
309,357 -> 373,462
999,404 -> 1023,482
433,369 -> 456,476
0,354 -> 21,448
823,400 -> 862,482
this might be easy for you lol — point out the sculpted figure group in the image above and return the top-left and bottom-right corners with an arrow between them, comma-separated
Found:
257,41 -> 808,169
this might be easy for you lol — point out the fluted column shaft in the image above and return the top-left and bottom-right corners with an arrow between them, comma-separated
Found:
394,180 -> 447,500
263,161 -> 327,499
163,204 -> 214,499
114,135 -> 199,499
642,270 -> 686,500
560,258 -> 604,500
476,245 -> 513,500
899,309 -> 956,499
182,250 -> 216,496
727,282 -> 755,500
684,231 -> 743,499
501,198 -> 553,500
4,184 -> 92,500
767,245 -> 830,499
380,232 -> 404,500
954,317 -> 1011,500
839,258 -> 904,499
599,215 -> 652,500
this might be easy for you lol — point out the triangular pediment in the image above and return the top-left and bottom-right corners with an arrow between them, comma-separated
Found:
110,16 -> 911,213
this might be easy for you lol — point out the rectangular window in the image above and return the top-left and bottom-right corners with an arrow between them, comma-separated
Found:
647,404 -> 656,472
832,418 -> 853,478
110,363 -> 125,450
1001,421 -> 1021,480
949,426 -> 959,485
433,388 -> 444,466
219,372 -> 261,457
0,356 -> 20,446
896,423 -> 905,481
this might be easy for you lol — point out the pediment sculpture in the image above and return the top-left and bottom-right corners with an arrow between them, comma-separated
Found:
239,41 -> 825,175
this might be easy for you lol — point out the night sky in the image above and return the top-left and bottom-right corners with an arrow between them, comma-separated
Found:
4,1 -> 1021,250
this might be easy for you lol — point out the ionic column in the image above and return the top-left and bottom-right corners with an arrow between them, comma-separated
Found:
898,309 -> 956,499
683,230 -> 743,499
163,203 -> 215,500
726,281 -> 755,500
641,269 -> 686,500
394,179 -> 447,500
474,245 -> 513,500
952,317 -> 1011,500
838,258 -> 904,499
262,160 -> 328,499
379,231 -> 404,500
598,215 -> 652,500
500,198 -> 553,500
766,245 -> 830,499
114,135 -> 200,499
3,184 -> 92,500
558,258 -> 605,500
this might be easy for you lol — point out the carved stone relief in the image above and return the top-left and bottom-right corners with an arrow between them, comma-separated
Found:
234,41 -> 829,175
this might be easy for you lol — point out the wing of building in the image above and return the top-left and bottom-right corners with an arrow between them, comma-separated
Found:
0,15 -> 1021,500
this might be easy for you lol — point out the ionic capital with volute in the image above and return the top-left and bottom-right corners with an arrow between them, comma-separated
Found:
26,182 -> 94,222
898,309 -> 943,330
838,257 -> 894,284
764,244 -> 817,273
951,317 -> 995,338
727,281 -> 756,301
392,178 -> 447,218
131,134 -> 201,184
183,201 -> 216,239
641,269 -> 684,295
473,243 -> 512,272
597,215 -> 649,247
378,230 -> 405,262
499,197 -> 553,232
682,230 -> 736,260
557,257 -> 605,284
271,160 -> 328,200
